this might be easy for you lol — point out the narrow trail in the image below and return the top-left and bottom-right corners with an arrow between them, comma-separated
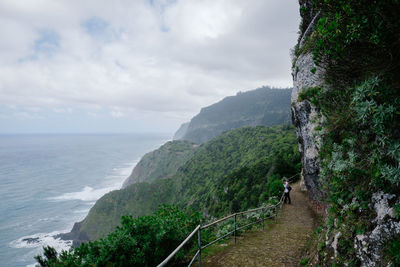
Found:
203,183 -> 318,267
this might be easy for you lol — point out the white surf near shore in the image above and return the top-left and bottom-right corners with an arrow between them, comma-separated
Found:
9,229 -> 72,267
47,160 -> 138,202
10,159 -> 139,266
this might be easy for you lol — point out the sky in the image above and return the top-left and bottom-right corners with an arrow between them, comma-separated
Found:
0,0 -> 300,135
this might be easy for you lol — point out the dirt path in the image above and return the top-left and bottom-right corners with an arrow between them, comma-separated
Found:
203,183 -> 318,267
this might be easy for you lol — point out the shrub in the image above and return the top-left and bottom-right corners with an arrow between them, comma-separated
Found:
35,205 -> 202,266
268,179 -> 284,198
386,238 -> 400,266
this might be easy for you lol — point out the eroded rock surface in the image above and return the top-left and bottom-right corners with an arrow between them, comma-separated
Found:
291,34 -> 325,202
354,192 -> 400,267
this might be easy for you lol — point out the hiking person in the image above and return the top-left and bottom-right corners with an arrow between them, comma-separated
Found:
283,179 -> 291,204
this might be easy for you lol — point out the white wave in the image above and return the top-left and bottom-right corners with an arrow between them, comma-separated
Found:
73,208 -> 91,214
48,185 -> 119,202
47,159 -> 138,202
110,160 -> 138,178
9,159 -> 141,267
11,231 -> 73,267
10,230 -> 72,251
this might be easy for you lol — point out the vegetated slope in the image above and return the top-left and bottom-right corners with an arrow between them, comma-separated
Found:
174,125 -> 300,215
292,1 -> 400,265
122,140 -> 198,188
175,87 -> 292,144
66,125 -> 299,243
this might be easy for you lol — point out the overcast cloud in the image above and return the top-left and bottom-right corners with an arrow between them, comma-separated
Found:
0,0 -> 300,134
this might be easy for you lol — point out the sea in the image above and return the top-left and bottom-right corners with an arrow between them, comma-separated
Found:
0,133 -> 170,267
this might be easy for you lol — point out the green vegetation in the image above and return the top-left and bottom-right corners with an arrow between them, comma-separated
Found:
175,125 -> 300,215
122,140 -> 197,187
394,204 -> 400,220
298,1 -> 400,265
35,205 -> 202,266
211,156 -> 300,215
386,238 -> 400,266
300,257 -> 310,266
77,179 -> 176,240
297,86 -> 322,106
312,0 -> 399,79
37,125 -> 300,266
179,87 -> 292,144
64,125 -> 300,242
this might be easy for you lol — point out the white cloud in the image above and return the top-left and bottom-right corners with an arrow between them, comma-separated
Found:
0,0 -> 300,133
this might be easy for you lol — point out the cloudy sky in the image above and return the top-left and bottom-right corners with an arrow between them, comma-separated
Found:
0,0 -> 300,134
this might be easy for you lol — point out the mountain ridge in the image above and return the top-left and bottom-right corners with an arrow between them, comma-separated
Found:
174,86 -> 292,144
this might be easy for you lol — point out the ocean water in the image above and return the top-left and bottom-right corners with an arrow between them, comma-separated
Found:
0,133 -> 169,266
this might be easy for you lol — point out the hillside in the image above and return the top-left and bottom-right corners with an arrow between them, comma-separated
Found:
122,140 -> 198,188
175,87 -> 292,144
64,125 -> 299,243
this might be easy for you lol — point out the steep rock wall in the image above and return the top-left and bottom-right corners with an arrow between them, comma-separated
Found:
291,12 -> 325,203
292,1 -> 400,266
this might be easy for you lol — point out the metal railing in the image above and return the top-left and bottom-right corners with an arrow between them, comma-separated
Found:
157,174 -> 298,267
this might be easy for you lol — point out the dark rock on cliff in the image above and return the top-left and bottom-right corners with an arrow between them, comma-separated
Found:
58,220 -> 89,247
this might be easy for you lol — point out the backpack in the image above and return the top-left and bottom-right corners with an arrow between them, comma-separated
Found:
287,185 -> 292,192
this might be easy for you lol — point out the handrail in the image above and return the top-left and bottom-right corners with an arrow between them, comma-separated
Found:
158,173 -> 299,267
201,213 -> 235,229
157,225 -> 201,267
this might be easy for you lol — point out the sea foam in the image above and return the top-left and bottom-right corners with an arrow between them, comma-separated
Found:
10,230 -> 72,250
47,160 -> 138,202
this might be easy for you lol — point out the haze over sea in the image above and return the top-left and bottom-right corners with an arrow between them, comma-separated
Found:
0,133 -> 169,267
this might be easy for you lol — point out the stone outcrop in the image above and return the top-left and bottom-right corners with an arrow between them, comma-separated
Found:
354,192 -> 400,267
291,15 -> 325,202
58,220 -> 89,247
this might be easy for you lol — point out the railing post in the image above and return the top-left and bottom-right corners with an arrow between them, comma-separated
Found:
262,208 -> 265,230
197,226 -> 201,267
234,214 -> 237,244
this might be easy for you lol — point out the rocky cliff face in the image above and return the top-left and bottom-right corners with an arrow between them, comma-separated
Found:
291,10 -> 325,203
354,192 -> 400,266
292,1 -> 400,266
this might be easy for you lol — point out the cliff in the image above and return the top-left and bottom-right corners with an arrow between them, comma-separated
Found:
291,1 -> 324,205
173,122 -> 189,140
292,1 -> 400,265
122,140 -> 197,188
175,86 -> 292,144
